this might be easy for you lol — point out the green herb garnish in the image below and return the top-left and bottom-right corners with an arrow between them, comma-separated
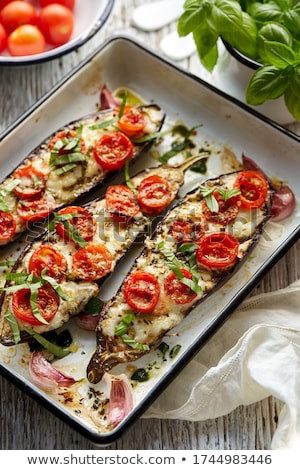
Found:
159,125 -> 201,164
0,179 -> 21,212
115,314 -> 135,337
178,0 -> 300,122
48,212 -> 88,248
23,327 -> 70,358
131,368 -> 149,382
4,311 -> 21,344
86,297 -> 103,316
120,334 -> 150,351
49,125 -> 87,175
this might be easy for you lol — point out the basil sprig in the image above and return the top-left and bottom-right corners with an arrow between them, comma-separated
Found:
49,125 -> 87,175
158,241 -> 202,295
48,212 -> 88,248
23,326 -> 70,358
199,185 -> 241,212
0,179 -> 21,212
178,0 -> 300,121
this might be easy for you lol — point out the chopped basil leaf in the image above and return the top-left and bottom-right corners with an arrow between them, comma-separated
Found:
49,127 -> 87,175
0,260 -> 15,267
124,159 -> 137,194
118,90 -> 127,119
159,124 -> 202,164
48,212 -> 88,248
132,131 -> 162,144
131,368 -> 149,382
115,314 -> 135,336
4,311 -> 21,344
120,334 -> 150,351
169,344 -> 181,359
23,326 -> 70,358
218,188 -> 241,201
0,179 -> 21,212
89,117 -> 118,130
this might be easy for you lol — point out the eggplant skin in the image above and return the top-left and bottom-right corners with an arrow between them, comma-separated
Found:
87,171 -> 272,384
0,104 -> 165,246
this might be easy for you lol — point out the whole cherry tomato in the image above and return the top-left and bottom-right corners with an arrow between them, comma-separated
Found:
7,24 -> 46,56
0,23 -> 7,52
0,1 -> 37,34
39,0 -> 75,10
38,4 -> 74,46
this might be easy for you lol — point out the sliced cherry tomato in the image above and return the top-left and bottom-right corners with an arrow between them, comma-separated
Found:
0,210 -> 16,242
16,195 -> 55,222
0,1 -> 37,34
28,244 -> 68,283
234,170 -> 268,209
72,243 -> 113,282
13,164 -> 46,200
123,270 -> 160,314
171,218 -> 203,243
39,0 -> 75,10
38,4 -> 74,46
12,285 -> 59,326
93,132 -> 133,171
196,232 -> 239,269
116,105 -> 146,137
105,185 -> 140,222
203,190 -> 240,225
137,175 -> 172,215
164,269 -> 197,305
7,24 -> 45,56
55,206 -> 96,243
0,23 -> 7,52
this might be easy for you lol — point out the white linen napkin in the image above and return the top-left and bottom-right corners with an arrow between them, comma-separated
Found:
144,280 -> 300,450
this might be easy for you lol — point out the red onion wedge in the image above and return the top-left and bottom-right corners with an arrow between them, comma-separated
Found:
29,352 -> 76,392
104,373 -> 134,427
242,154 -> 295,222
100,85 -> 120,110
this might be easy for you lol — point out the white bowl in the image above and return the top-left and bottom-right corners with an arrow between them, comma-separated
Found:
0,0 -> 114,66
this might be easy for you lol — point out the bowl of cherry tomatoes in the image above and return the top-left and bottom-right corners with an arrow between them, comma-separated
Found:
0,0 -> 114,65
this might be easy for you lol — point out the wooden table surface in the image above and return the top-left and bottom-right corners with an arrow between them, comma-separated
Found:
0,0 -> 299,451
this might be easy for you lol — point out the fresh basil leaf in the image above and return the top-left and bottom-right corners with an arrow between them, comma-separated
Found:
284,86 -> 300,122
85,297 -> 103,316
4,311 -> 21,344
263,41 -> 296,67
177,3 -> 206,36
124,158 -> 137,194
218,188 -> 241,201
41,273 -> 73,301
0,179 -> 22,212
222,12 -> 258,58
247,2 -> 282,24
208,0 -> 243,32
115,314 -> 135,336
23,326 -> 70,358
89,117 -> 118,130
29,288 -> 49,325
169,344 -> 181,359
246,65 -> 290,104
132,131 -> 162,144
121,334 -> 150,351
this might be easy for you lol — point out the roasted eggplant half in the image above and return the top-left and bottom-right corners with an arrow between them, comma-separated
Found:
87,169 -> 272,384
0,103 -> 165,246
0,155 -> 206,346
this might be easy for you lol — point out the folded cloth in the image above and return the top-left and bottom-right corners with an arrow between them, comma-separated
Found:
144,280 -> 300,450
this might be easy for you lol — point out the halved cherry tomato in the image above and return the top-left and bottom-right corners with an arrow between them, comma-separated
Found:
12,285 -> 59,326
93,132 -> 133,171
39,0 -> 75,10
55,206 -> 96,243
105,185 -> 140,222
38,4 -> 74,46
171,218 -> 203,243
123,270 -> 160,314
13,164 -> 46,200
117,105 -> 146,137
203,190 -> 240,225
16,195 -> 55,222
137,175 -> 172,215
28,244 -> 68,283
0,210 -> 16,242
196,232 -> 239,269
164,269 -> 197,305
0,23 -> 7,52
72,243 -> 113,282
0,1 -> 37,34
234,170 -> 268,209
